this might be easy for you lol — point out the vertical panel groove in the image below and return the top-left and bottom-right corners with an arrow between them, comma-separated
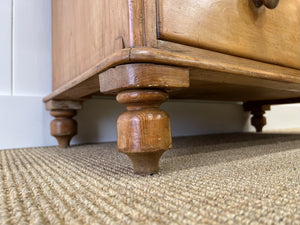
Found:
10,0 -> 14,96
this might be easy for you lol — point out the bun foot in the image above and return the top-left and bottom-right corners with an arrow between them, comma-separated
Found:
45,100 -> 82,148
126,150 -> 165,175
251,114 -> 266,132
50,110 -> 77,148
116,89 -> 172,175
244,103 -> 270,133
99,64 -> 190,174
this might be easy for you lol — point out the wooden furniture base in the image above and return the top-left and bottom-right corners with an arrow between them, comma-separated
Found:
45,1 -> 300,174
50,110 -> 77,148
116,89 -> 171,175
46,100 -> 82,148
98,64 -> 189,174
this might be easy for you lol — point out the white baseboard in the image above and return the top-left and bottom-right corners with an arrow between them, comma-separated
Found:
1,96 -> 300,150
0,96 -> 56,149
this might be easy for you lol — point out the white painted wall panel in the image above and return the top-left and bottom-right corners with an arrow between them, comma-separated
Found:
264,104 -> 300,131
13,0 -> 51,96
163,100 -> 250,136
0,96 -> 56,149
73,99 -> 250,144
0,0 -> 12,95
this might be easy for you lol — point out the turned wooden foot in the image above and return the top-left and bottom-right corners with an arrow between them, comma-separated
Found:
251,111 -> 266,132
244,103 -> 270,132
50,110 -> 77,148
126,150 -> 165,175
116,89 -> 172,175
99,63 -> 189,174
45,100 -> 82,148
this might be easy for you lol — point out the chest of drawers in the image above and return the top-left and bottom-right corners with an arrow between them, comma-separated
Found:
44,0 -> 300,174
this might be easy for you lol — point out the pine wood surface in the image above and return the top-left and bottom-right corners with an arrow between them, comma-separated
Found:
45,100 -> 82,111
130,45 -> 300,84
116,89 -> 172,174
52,0 -> 145,90
50,110 -> 78,148
158,0 -> 300,69
99,63 -> 190,94
47,0 -> 300,103
45,45 -> 300,102
43,49 -> 130,102
47,0 -> 300,173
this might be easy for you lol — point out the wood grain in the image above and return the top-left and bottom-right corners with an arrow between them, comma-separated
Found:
128,0 -> 158,47
99,63 -> 190,94
52,0 -> 134,90
128,0 -> 145,47
44,49 -> 130,102
117,89 -> 171,174
144,0 -> 158,47
47,0 -> 300,171
49,0 -> 300,102
50,110 -> 77,148
45,100 -> 82,111
45,45 -> 300,101
131,44 -> 300,85
170,74 -> 300,102
157,0 -> 300,69
46,100 -> 81,148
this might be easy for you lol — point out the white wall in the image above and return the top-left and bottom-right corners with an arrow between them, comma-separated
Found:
73,99 -> 250,145
0,0 -> 55,149
1,0 -> 300,150
0,0 -> 12,95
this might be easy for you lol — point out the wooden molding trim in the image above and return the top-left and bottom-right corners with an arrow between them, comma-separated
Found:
44,45 -> 300,101
43,49 -> 130,102
99,63 -> 190,94
127,0 -> 145,47
116,89 -> 172,174
130,45 -> 300,84
45,100 -> 82,111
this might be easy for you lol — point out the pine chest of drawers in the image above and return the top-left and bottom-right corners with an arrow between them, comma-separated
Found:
44,0 -> 300,174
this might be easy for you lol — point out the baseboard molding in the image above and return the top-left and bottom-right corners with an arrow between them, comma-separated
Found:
0,96 -> 56,149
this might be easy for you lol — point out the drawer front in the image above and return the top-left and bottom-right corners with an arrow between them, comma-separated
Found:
158,0 -> 300,69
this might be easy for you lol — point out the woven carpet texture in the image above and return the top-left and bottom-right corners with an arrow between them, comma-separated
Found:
0,133 -> 300,225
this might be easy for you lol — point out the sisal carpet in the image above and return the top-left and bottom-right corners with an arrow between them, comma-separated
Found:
0,133 -> 300,225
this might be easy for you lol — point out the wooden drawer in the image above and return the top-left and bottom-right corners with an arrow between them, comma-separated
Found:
157,0 -> 300,69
